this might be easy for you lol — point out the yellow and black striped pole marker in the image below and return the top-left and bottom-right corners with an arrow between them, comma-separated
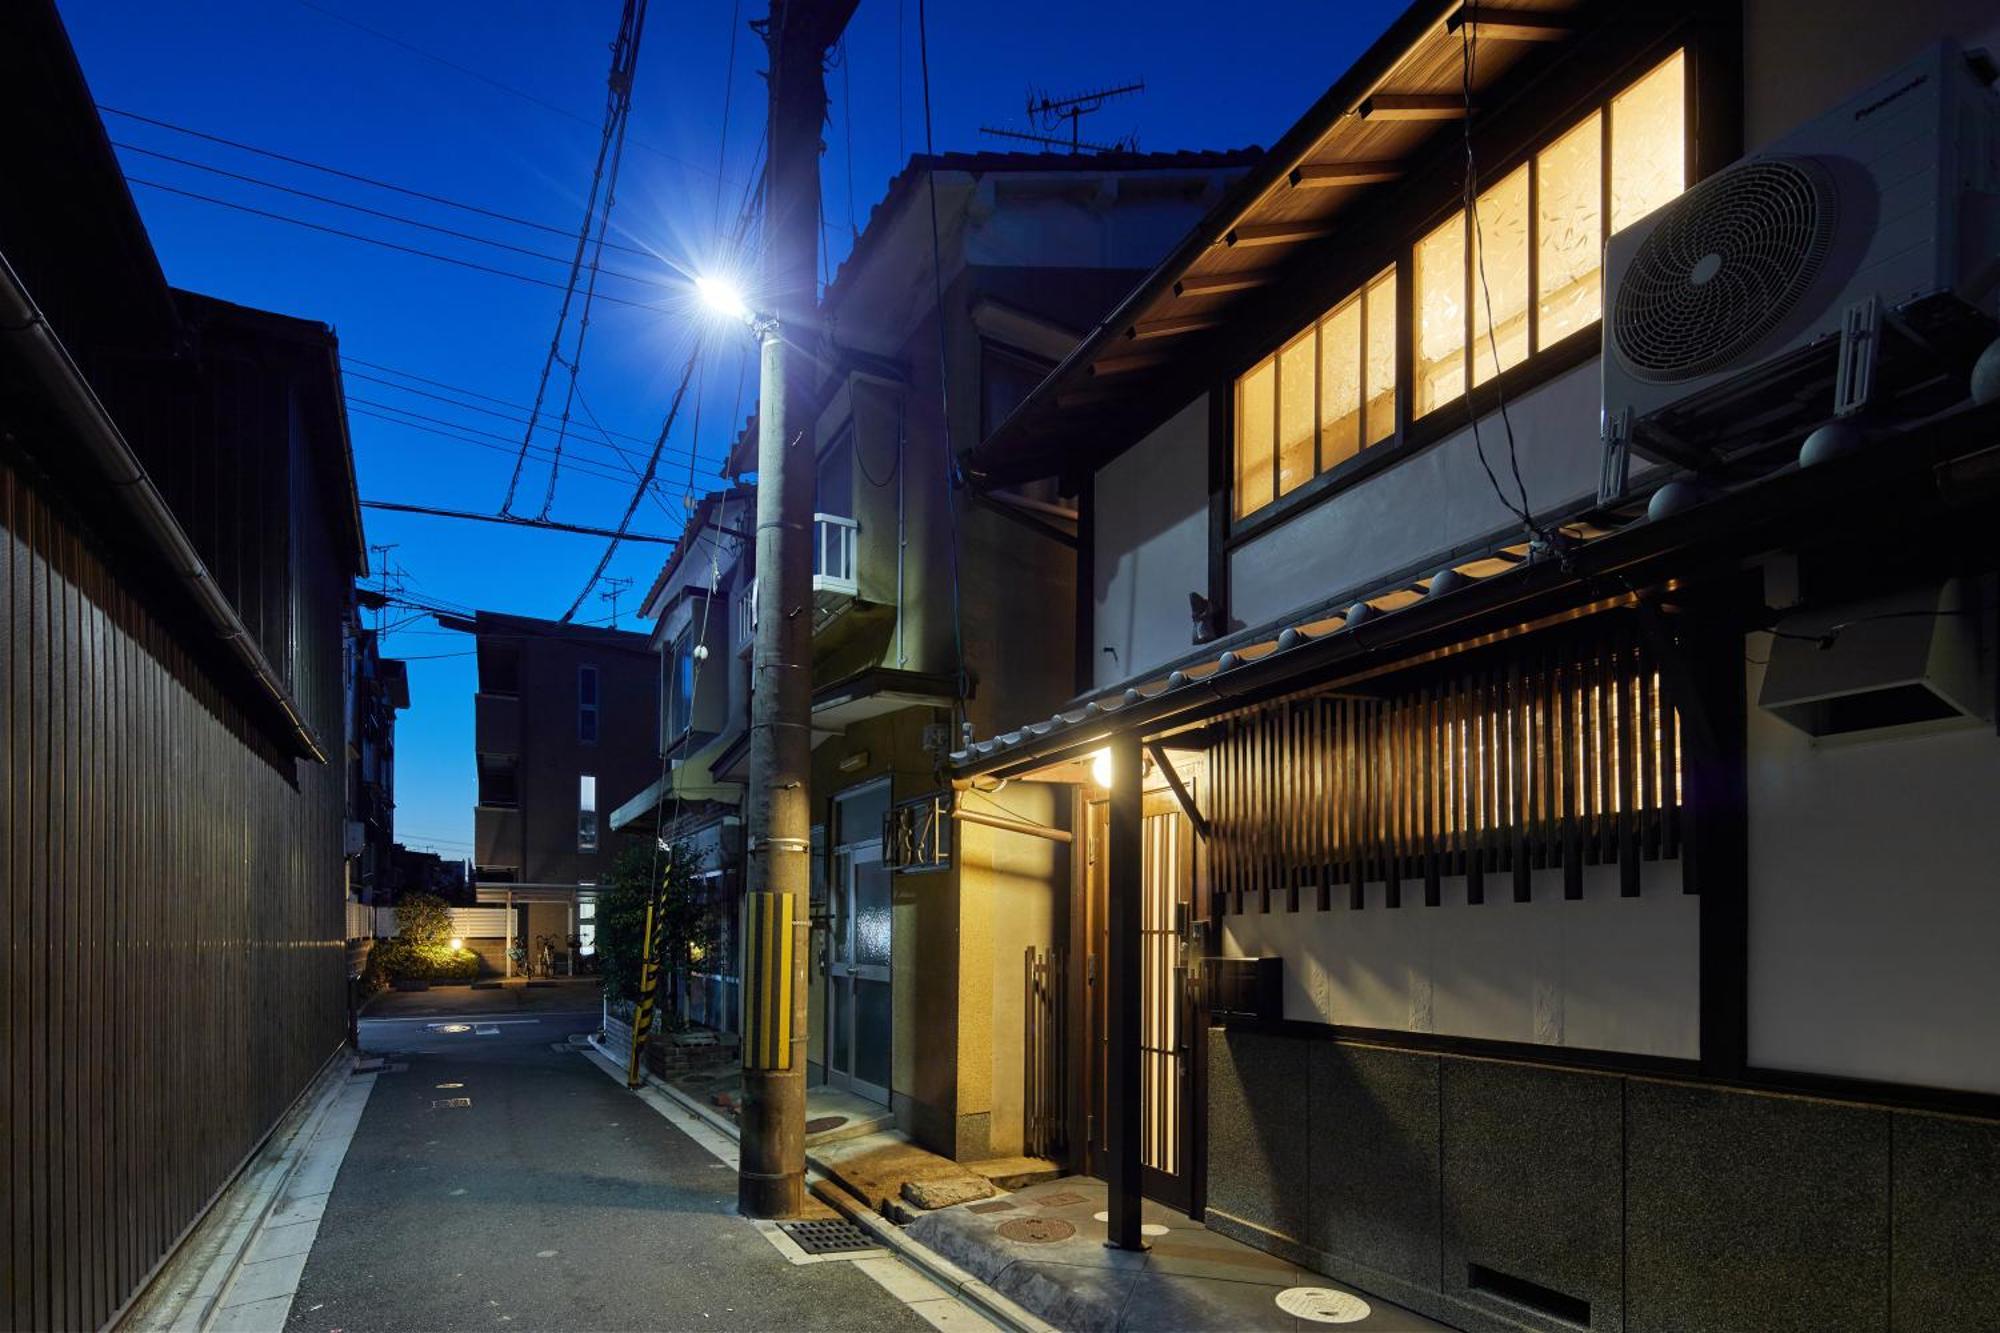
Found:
626,869 -> 671,1089
741,891 -> 793,1072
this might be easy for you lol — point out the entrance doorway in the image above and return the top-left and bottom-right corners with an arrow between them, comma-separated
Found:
826,782 -> 892,1104
1083,790 -> 1200,1212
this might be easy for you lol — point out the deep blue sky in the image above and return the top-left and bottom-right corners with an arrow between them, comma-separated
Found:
57,0 -> 1402,862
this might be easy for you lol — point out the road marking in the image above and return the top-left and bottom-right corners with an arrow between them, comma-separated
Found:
361,1009 -> 600,1025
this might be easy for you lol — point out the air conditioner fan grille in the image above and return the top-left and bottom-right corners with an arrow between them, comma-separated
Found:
1612,157 -> 1836,383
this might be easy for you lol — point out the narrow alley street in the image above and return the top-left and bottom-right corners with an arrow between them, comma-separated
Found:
279,988 -> 941,1333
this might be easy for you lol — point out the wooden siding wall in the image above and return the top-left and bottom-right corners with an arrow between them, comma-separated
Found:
1,454 -> 347,1332
1209,613 -> 1682,916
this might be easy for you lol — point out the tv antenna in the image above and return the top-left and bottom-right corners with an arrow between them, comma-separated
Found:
598,575 -> 634,627
980,78 -> 1144,155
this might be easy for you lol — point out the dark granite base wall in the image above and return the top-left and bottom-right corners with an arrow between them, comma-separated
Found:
1206,1029 -> 2000,1333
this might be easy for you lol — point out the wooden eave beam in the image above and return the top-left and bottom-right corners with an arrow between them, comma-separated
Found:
1446,7 -> 1574,42
1225,220 -> 1337,248
1358,93 -> 1468,121
1174,271 -> 1275,298
1129,313 -> 1223,341
1089,352 -> 1171,378
1289,161 -> 1405,188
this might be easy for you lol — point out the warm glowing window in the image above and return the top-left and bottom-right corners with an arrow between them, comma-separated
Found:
1415,212 -> 1465,416
1234,267 -> 1397,520
1536,112 -> 1602,347
1611,51 -> 1686,233
1415,49 -> 1686,419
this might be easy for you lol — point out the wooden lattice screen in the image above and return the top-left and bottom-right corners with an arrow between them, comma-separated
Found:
1208,613 -> 1682,913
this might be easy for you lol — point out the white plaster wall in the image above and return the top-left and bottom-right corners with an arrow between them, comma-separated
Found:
1093,394 -> 1209,689
1745,649 -> 2000,1094
1229,361 -> 1605,632
1223,859 -> 1697,1058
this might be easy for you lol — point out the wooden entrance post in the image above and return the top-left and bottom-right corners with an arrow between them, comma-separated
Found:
1104,730 -> 1146,1250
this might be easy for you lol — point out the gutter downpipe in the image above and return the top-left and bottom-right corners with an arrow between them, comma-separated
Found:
0,253 -> 327,764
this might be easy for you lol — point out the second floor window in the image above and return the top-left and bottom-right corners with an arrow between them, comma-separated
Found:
578,774 -> 598,852
578,664 -> 599,743
666,632 -> 695,740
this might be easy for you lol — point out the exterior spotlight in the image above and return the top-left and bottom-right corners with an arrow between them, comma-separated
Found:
449,937 -> 463,952
1091,748 -> 1114,788
695,274 -> 751,324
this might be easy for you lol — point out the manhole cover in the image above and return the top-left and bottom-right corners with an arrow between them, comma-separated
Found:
779,1219 -> 875,1255
474,1024 -> 501,1036
1032,1191 -> 1086,1208
1276,1288 -> 1372,1324
804,1115 -> 848,1134
966,1200 -> 1017,1215
431,1097 -> 472,1109
1092,1211 -> 1169,1236
998,1217 -> 1075,1244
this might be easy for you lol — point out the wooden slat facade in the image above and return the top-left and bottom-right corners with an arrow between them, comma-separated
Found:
1,452 -> 348,1333
1208,614 -> 1682,916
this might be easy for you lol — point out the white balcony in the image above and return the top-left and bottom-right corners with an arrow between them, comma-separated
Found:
812,512 -> 858,599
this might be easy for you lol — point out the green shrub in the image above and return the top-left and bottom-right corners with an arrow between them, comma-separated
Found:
394,892 -> 454,950
362,937 -> 479,989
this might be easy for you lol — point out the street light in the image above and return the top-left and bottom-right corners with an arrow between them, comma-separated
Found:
449,937 -> 463,952
695,274 -> 752,325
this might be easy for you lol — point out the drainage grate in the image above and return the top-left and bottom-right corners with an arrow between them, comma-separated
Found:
431,1097 -> 472,1109
779,1219 -> 876,1256
1031,1190 -> 1086,1208
998,1217 -> 1075,1244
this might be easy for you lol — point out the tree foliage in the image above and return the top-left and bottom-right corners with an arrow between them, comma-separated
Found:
394,892 -> 454,949
597,839 -> 717,1020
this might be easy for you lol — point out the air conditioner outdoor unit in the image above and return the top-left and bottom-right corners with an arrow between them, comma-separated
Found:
1601,41 -> 2000,495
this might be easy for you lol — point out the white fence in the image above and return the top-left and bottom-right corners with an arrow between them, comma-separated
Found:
343,903 -> 514,940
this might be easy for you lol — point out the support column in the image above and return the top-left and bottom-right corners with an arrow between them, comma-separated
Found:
567,897 -> 577,977
504,888 -> 514,979
1104,730 -> 1146,1251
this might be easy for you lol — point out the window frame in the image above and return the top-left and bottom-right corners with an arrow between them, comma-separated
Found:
577,663 -> 600,744
1218,34 -> 1700,549
577,773 -> 599,853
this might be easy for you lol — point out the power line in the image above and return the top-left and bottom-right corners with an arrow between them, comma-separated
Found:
291,0 -> 740,188
124,176 -> 674,311
112,140 -> 673,284
506,0 -> 648,518
343,374 -> 686,470
361,499 -> 680,544
97,104 -> 661,259
347,403 -> 704,492
347,394 -> 703,476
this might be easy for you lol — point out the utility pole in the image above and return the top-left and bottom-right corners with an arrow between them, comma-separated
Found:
739,0 -> 858,1220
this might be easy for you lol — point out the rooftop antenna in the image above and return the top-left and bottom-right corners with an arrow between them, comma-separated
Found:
598,575 -> 634,627
980,78 -> 1144,155
367,543 -> 406,634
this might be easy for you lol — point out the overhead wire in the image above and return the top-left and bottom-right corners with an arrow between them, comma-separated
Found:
504,0 -> 649,517
108,140 -> 670,278
97,104 -> 662,259
123,176 -> 672,310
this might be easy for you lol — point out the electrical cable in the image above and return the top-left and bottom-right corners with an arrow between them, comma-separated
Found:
915,0 -> 971,738
505,0 -> 648,517
124,176 -> 671,310
1457,17 -> 1549,555
346,394 -> 710,480
98,104 -> 661,259
346,403 -> 703,493
111,140 -> 671,282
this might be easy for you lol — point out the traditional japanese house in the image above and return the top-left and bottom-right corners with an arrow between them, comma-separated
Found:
955,1 -> 2000,1328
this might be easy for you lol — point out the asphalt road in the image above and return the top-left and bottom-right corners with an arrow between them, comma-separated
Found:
285,985 -> 930,1333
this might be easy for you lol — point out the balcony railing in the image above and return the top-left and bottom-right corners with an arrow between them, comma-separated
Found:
812,513 -> 857,597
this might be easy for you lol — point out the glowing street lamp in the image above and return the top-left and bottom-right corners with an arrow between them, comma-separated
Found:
694,274 -> 752,325
448,937 -> 464,952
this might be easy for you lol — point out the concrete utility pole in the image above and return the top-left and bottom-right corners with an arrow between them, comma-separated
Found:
739,0 -> 858,1220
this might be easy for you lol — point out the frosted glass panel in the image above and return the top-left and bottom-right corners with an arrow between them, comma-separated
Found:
1277,331 -> 1316,497
1364,269 -> 1396,446
1537,112 -> 1603,348
1612,50 -> 1685,233
1235,357 -> 1275,518
853,858 -> 891,967
1415,210 -> 1466,416
1471,165 -> 1530,386
1318,300 -> 1361,470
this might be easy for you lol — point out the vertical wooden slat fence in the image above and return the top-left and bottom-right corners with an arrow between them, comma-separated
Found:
1206,614 -> 1683,915
2,455 -> 347,1333
1023,944 -> 1067,1160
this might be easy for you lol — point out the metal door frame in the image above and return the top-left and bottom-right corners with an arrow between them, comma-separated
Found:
826,836 -> 891,1105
